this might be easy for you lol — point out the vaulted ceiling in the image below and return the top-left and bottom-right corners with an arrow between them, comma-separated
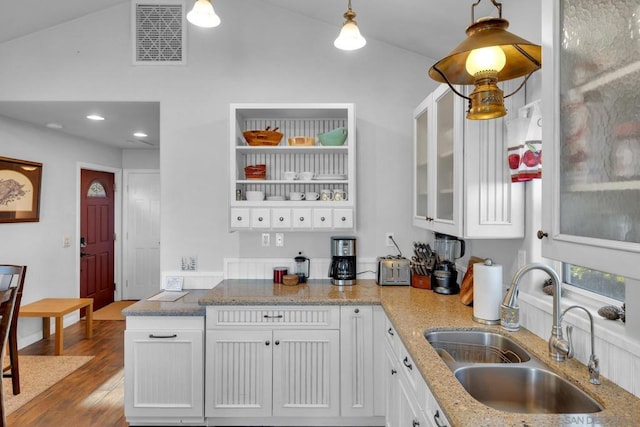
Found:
0,1 -> 541,148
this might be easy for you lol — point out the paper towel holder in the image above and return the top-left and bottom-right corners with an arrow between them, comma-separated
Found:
472,258 -> 502,325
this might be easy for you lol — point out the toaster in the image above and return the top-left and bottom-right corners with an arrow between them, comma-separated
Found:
377,256 -> 411,286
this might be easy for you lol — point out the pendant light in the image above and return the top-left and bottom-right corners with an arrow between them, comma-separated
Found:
429,0 -> 541,120
187,0 -> 221,28
334,0 -> 366,51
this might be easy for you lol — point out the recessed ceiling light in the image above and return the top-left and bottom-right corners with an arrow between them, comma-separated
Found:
86,114 -> 105,121
133,132 -> 148,138
46,122 -> 63,129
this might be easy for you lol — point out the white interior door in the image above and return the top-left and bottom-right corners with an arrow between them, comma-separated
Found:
124,170 -> 160,299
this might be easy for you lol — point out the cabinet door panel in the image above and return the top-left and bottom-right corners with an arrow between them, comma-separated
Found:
125,330 -> 203,419
272,329 -> 340,417
340,306 -> 374,417
205,330 -> 272,417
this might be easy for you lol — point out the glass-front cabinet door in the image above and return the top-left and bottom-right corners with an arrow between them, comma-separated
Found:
434,87 -> 455,224
541,0 -> 640,279
413,84 -> 463,236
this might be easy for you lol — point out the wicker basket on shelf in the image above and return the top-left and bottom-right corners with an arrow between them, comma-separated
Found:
243,127 -> 284,146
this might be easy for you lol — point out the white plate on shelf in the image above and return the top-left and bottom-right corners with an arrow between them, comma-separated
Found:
314,174 -> 347,180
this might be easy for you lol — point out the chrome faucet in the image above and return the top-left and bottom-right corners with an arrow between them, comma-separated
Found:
501,263 -> 571,361
561,305 -> 601,385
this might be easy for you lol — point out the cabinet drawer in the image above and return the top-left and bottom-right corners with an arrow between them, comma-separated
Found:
271,208 -> 291,228
333,208 -> 353,228
292,208 -> 312,228
230,208 -> 250,228
251,208 -> 271,228
313,208 -> 333,228
207,306 -> 340,329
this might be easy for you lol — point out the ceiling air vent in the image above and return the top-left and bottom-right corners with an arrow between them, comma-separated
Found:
132,1 -> 186,65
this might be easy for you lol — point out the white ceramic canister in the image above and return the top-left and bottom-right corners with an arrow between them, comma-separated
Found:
473,259 -> 503,325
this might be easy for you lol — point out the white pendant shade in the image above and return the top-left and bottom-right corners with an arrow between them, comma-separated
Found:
334,21 -> 366,51
187,0 -> 221,28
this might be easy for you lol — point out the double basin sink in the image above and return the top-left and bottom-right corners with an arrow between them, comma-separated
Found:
425,329 -> 603,414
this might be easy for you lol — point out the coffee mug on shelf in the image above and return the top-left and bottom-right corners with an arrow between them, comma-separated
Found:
333,190 -> 348,201
320,189 -> 333,201
245,191 -> 265,201
305,192 -> 320,201
289,192 -> 306,201
283,171 -> 298,181
300,171 -> 315,181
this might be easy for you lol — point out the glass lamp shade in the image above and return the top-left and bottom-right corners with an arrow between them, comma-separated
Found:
466,46 -> 507,76
334,21 -> 367,51
187,0 -> 221,28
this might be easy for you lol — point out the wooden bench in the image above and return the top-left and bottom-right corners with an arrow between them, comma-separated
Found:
19,298 -> 93,355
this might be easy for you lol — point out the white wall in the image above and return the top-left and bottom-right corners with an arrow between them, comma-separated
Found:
0,116 -> 123,344
123,149 -> 159,169
0,1 -> 438,272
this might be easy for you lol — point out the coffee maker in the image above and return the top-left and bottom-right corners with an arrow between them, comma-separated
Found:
433,233 -> 465,295
328,236 -> 357,286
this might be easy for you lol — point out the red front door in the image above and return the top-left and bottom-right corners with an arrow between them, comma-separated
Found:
80,169 -> 115,311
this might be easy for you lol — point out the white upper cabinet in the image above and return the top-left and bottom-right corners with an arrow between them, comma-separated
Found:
229,103 -> 356,232
413,83 -> 524,238
540,0 -> 640,279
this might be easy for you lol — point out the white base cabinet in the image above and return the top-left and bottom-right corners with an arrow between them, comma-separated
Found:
124,316 -> 204,426
383,315 -> 449,427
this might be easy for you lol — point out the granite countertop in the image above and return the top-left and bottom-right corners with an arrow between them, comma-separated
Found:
123,279 -> 640,426
122,289 -> 208,316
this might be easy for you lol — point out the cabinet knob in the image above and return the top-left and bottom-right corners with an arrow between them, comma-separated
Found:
341,216 -> 346,221
425,216 -> 434,222
275,340 -> 280,345
537,230 -> 548,239
412,420 -> 420,427
391,369 -> 397,375
434,410 -> 446,427
320,217 -> 325,221
237,216 -> 242,221
265,340 -> 270,346
258,217 -> 263,222
387,327 -> 395,336
300,217 -> 304,222
403,356 -> 413,370
354,308 -> 360,314
279,217 -> 284,222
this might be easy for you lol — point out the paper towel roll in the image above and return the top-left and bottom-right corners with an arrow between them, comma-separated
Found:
473,261 -> 503,324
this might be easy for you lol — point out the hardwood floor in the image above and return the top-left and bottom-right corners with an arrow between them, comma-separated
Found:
8,319 -> 128,427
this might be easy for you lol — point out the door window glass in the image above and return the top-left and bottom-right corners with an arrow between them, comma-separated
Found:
87,180 -> 107,198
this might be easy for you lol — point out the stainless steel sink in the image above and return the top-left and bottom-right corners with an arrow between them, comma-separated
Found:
424,329 -> 604,414
424,330 -> 530,363
454,366 -> 603,414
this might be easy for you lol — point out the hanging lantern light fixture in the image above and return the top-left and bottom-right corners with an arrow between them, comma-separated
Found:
429,0 -> 541,120
334,0 -> 366,51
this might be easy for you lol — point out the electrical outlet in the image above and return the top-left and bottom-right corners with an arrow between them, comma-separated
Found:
517,250 -> 527,268
261,233 -> 270,247
275,233 -> 284,247
385,233 -> 395,247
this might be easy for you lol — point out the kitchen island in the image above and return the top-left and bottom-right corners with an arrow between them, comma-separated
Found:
124,280 -> 640,426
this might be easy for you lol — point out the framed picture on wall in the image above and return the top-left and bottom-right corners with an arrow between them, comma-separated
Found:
0,156 -> 43,223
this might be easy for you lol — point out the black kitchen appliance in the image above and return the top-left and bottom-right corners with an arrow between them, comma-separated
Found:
328,236 -> 357,286
433,233 -> 465,295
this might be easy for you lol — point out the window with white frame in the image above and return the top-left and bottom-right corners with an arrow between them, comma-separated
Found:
563,263 -> 625,302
